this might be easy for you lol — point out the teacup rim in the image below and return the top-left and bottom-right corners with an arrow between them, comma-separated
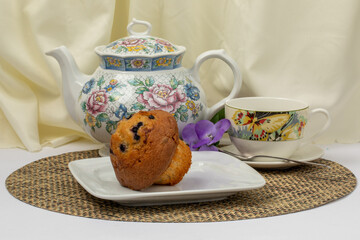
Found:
225,97 -> 309,112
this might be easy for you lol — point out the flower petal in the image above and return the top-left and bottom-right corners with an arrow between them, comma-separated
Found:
193,137 -> 212,148
195,120 -> 216,140
147,97 -> 161,108
152,94 -> 169,105
182,123 -> 199,147
215,118 -> 231,132
166,91 -> 177,104
159,104 -> 175,113
209,119 -> 231,145
142,91 -> 152,101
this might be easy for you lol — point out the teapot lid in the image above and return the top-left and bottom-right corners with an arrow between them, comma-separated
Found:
95,19 -> 186,58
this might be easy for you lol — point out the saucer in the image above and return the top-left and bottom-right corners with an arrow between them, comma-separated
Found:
68,151 -> 266,206
219,144 -> 324,169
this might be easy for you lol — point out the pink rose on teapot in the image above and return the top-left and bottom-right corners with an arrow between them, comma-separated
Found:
138,84 -> 186,113
87,90 -> 109,115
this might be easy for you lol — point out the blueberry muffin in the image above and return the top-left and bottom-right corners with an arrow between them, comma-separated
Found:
154,139 -> 192,186
110,110 -> 179,190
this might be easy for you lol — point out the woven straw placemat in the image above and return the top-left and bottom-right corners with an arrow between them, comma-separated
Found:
6,150 -> 356,223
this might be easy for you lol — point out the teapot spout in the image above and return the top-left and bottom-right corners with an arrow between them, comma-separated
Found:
46,46 -> 89,124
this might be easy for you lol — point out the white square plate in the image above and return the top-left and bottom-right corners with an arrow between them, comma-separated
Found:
68,151 -> 266,206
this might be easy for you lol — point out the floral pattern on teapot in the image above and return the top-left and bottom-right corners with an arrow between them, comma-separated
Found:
100,54 -> 184,71
79,72 -> 204,135
97,36 -> 185,72
104,37 -> 179,56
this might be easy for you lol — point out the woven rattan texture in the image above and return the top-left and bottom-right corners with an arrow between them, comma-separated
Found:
6,150 -> 356,223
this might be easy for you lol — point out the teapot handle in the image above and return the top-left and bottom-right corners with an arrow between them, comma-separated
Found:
191,49 -> 242,120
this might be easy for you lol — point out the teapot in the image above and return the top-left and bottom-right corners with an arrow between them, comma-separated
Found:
46,19 -> 242,148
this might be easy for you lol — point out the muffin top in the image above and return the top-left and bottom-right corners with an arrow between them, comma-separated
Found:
110,110 -> 179,190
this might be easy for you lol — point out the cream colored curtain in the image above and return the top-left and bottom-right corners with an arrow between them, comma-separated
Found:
1,0 -> 359,151
0,0 -> 119,151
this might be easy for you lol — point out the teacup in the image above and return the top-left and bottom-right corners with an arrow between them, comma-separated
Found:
225,97 -> 330,161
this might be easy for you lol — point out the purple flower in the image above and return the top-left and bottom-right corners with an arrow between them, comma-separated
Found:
182,119 -> 231,151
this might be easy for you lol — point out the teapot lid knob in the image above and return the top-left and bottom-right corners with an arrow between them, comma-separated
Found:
127,18 -> 152,36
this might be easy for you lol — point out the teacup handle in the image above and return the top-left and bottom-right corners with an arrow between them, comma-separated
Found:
191,49 -> 242,120
302,108 -> 331,143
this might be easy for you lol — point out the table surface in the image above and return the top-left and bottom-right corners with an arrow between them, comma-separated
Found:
1,140 -> 359,240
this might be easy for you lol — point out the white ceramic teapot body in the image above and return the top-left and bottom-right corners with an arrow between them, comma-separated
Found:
46,19 -> 242,145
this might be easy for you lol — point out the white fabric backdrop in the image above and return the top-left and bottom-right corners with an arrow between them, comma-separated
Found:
1,0 -> 359,151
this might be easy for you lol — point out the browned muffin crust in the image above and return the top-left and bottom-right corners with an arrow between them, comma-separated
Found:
154,140 -> 192,186
110,110 -> 179,190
